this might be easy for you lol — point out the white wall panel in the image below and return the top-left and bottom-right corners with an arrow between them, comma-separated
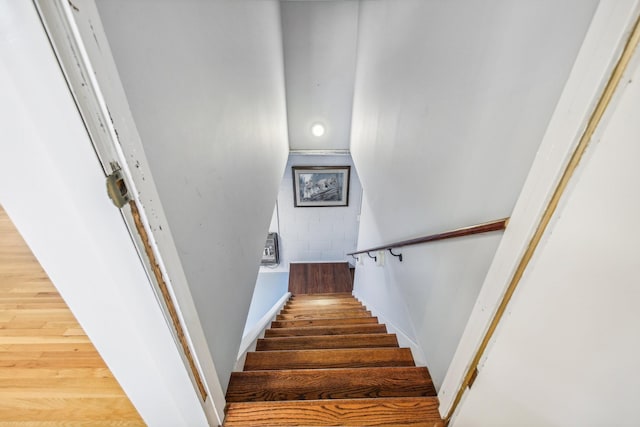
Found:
95,0 -> 289,392
351,0 -> 599,388
453,37 -> 640,426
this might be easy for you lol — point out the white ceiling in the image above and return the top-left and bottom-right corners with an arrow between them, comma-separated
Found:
281,0 -> 359,151
93,0 -> 601,156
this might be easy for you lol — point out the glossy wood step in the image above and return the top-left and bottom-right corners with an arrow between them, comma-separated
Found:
286,297 -> 361,304
223,397 -> 443,426
290,292 -> 354,298
285,300 -> 361,307
265,323 -> 387,337
244,348 -> 415,370
280,304 -> 367,313
256,333 -> 398,351
226,367 -> 436,402
287,298 -> 357,304
278,307 -> 370,317
271,317 -> 379,328
276,310 -> 371,320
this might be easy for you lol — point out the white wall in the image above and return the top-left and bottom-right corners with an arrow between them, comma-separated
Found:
243,272 -> 289,335
439,0 -> 640,414
94,0 -> 289,392
452,36 -> 640,427
261,154 -> 363,273
354,192 -> 503,376
0,2 -> 208,425
350,0 -> 599,388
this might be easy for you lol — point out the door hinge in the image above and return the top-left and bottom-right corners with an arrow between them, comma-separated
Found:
106,165 -> 131,208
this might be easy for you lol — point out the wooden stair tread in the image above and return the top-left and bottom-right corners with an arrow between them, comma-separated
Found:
265,324 -> 387,337
290,292 -> 354,298
280,305 -> 366,314
256,333 -> 398,351
223,397 -> 443,426
277,310 -> 371,320
285,299 -> 362,306
271,317 -> 379,328
287,299 -> 360,306
226,367 -> 436,401
227,291 -> 443,427
244,348 -> 415,370
288,299 -> 357,304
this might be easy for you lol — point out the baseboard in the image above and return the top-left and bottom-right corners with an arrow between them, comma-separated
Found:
234,292 -> 291,371
353,291 -> 428,367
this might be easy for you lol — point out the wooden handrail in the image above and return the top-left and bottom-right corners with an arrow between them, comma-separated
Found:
348,218 -> 509,256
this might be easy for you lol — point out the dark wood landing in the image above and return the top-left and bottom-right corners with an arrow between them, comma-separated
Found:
288,262 -> 353,294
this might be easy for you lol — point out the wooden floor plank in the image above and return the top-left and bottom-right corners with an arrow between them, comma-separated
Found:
0,207 -> 144,424
0,397 -> 142,422
0,367 -> 113,379
0,422 -> 144,427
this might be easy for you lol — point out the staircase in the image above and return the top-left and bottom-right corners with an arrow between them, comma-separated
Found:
224,292 -> 444,426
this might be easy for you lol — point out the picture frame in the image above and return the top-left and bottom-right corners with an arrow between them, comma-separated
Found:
292,166 -> 350,207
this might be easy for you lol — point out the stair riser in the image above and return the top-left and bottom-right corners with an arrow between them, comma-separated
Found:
265,324 -> 387,337
290,292 -> 354,297
244,348 -> 415,371
256,333 -> 398,351
277,311 -> 371,320
271,317 -> 379,328
286,298 -> 361,303
280,305 -> 366,313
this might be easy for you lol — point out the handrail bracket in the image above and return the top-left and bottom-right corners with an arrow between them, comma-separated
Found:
388,248 -> 403,262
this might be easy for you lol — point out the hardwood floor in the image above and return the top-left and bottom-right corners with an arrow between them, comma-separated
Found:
288,263 -> 353,294
0,206 -> 144,426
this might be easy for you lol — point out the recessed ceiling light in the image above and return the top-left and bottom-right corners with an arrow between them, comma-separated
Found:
311,123 -> 325,137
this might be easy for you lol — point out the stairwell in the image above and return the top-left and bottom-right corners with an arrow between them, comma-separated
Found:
224,292 -> 444,426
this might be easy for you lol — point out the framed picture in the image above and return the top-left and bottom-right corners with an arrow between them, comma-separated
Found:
292,166 -> 350,207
